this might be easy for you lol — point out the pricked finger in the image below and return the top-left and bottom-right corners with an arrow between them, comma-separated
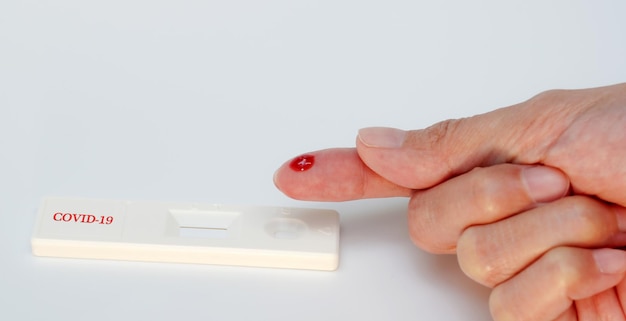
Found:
274,148 -> 411,201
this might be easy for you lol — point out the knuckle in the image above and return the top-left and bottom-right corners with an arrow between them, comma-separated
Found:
466,165 -> 526,219
528,89 -> 570,104
489,288 -> 519,321
563,196 -> 614,243
511,89 -> 575,159
525,88 -> 592,124
420,118 -> 463,149
407,195 -> 455,254
540,247 -> 578,290
468,167 -> 503,217
489,289 -> 537,321
528,87 -> 599,110
489,248 -> 575,321
457,227 -> 513,287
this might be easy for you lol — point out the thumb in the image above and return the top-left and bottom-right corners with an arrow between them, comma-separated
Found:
357,100 -> 572,189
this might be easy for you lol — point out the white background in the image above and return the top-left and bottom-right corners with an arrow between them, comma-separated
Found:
1,1 -> 625,320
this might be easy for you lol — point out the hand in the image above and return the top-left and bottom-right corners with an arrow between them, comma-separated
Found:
275,83 -> 626,204
408,163 -> 626,320
273,83 -> 626,320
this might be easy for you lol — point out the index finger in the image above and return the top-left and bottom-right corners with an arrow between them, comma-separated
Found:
273,148 -> 411,201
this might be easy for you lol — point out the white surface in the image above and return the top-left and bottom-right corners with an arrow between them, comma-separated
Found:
32,197 -> 339,270
1,1 -> 625,320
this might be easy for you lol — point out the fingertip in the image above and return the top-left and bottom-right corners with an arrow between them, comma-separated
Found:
272,149 -> 363,201
593,248 -> 626,275
272,167 -> 285,195
272,154 -> 316,200
273,148 -> 411,201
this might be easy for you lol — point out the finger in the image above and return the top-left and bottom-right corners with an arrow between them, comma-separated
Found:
552,306 -> 577,321
457,196 -> 626,287
574,288 -> 626,321
275,84 -> 626,202
617,278 -> 626,313
489,247 -> 626,321
355,88 -> 596,190
406,164 -> 570,254
273,148 -> 411,201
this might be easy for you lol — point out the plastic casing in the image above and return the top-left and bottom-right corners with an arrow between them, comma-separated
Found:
32,197 -> 340,271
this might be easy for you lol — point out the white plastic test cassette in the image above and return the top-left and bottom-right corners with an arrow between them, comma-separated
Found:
32,197 -> 340,271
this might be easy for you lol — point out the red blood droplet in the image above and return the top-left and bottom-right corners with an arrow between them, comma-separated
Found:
289,154 -> 315,172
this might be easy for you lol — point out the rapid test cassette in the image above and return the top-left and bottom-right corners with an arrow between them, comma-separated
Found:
31,197 -> 340,271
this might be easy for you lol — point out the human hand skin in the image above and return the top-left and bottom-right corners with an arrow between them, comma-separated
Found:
273,83 -> 626,320
404,163 -> 626,320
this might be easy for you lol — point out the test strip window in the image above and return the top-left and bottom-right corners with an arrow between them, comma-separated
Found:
31,197 -> 340,271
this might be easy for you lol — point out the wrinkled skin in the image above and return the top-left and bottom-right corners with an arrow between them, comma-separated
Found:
274,83 -> 626,320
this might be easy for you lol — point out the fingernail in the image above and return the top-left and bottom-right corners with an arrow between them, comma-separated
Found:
593,248 -> 626,274
358,127 -> 406,148
521,166 -> 569,203
613,206 -> 626,232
